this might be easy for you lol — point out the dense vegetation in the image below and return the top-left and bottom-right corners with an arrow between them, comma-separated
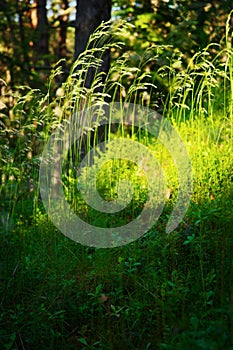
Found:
0,2 -> 233,350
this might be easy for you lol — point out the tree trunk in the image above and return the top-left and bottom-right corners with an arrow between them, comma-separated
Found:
57,0 -> 69,82
72,0 -> 112,161
74,0 -> 112,88
59,0 -> 68,60
35,0 -> 49,66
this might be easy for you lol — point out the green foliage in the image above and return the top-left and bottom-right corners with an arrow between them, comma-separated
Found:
0,0 -> 75,91
0,20 -> 233,349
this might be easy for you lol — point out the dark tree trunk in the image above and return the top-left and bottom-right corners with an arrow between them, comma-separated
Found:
59,0 -> 68,60
71,0 -> 112,162
16,0 -> 31,70
35,0 -> 49,66
57,0 -> 69,82
74,0 -> 112,88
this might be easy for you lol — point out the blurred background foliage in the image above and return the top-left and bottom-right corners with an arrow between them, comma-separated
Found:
0,0 -> 232,95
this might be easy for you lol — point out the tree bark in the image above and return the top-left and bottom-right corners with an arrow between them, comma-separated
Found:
34,0 -> 49,66
59,0 -> 69,60
74,0 -> 112,88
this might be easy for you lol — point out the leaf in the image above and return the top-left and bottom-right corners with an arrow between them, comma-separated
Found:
78,338 -> 88,346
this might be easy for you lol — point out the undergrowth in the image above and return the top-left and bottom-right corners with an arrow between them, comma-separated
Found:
0,20 -> 233,349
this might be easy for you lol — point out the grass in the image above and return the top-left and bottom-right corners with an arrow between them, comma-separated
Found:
0,20 -> 233,349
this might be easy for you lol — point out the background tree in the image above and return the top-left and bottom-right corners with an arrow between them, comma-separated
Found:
0,0 -> 33,88
0,0 -> 232,94
74,0 -> 112,88
58,0 -> 69,61
33,0 -> 49,67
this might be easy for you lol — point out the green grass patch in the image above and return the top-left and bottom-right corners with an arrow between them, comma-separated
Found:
0,21 -> 233,349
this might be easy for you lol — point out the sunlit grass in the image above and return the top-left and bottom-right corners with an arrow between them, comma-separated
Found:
0,19 -> 233,349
